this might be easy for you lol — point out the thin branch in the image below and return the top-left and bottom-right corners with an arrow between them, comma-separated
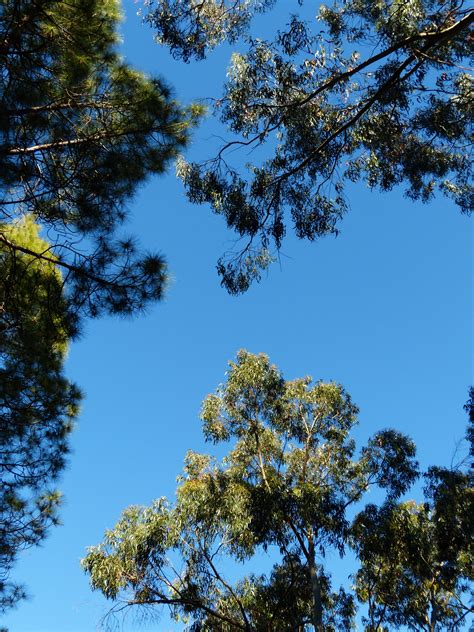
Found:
199,543 -> 252,631
127,595 -> 247,630
0,232 -> 122,289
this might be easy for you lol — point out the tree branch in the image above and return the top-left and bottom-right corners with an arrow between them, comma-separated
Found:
0,232 -> 122,289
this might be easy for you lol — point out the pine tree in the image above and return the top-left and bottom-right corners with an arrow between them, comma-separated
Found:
0,217 -> 81,612
0,0 -> 202,610
1,0 -> 202,319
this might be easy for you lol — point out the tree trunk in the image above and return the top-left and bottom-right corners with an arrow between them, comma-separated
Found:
429,598 -> 438,632
308,538 -> 323,631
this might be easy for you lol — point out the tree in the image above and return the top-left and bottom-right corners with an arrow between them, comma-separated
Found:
82,350 -> 419,630
145,0 -> 473,293
1,0 -> 202,320
0,0 -> 201,611
352,464 -> 473,630
352,391 -> 473,631
0,217 -> 81,612
464,386 -> 473,460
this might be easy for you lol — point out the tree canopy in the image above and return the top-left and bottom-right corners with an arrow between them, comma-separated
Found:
83,351 -> 424,630
353,467 -> 473,630
0,0 -> 201,612
0,0 -> 202,321
146,0 -> 473,293
0,217 -> 81,612
1,1 -> 470,627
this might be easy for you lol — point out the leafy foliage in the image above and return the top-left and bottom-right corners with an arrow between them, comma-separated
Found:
83,351 -> 419,630
0,217 -> 81,612
145,0 -> 277,62
147,0 -> 473,293
0,0 -> 202,610
353,469 -> 473,630
0,0 -> 202,319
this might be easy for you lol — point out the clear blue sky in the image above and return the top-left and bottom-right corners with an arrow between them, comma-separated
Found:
3,3 -> 472,631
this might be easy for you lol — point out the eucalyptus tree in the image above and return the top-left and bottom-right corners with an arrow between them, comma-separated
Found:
465,387 -> 473,459
353,459 -> 473,630
83,351 -> 419,630
0,217 -> 81,612
352,392 -> 474,631
145,0 -> 473,293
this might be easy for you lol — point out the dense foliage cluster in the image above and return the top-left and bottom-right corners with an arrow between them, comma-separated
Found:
147,0 -> 473,293
1,0 -> 201,318
145,0 -> 277,61
354,466 -> 473,630
0,218 -> 81,612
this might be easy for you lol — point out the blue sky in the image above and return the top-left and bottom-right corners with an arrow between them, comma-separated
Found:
2,2 -> 472,631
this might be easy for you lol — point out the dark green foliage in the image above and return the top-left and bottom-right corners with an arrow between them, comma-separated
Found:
352,392 -> 474,630
464,387 -> 474,462
1,0 -> 202,318
147,0 -> 473,293
0,0 -> 202,612
145,0 -> 277,62
0,218 -> 81,612
353,472 -> 473,630
83,351 -> 419,630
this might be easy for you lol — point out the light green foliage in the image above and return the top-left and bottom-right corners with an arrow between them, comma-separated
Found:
146,0 -> 473,293
0,217 -> 81,612
1,0 -> 203,318
83,351 -> 419,630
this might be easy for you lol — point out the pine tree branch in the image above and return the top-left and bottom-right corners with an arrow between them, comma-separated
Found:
3,125 -> 173,156
0,232 -> 118,289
